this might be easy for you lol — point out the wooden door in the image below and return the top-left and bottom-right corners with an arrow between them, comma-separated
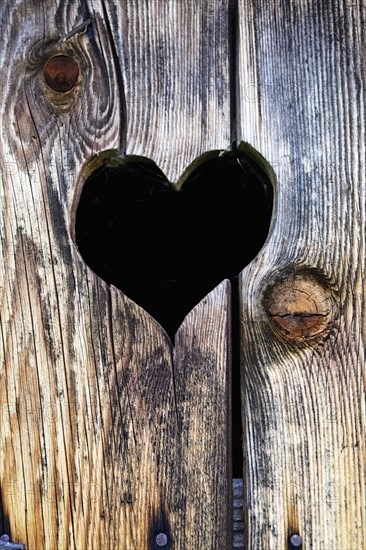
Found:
0,1 -> 364,549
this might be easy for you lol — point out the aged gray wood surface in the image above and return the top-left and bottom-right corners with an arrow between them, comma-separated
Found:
2,0 -> 363,549
238,0 -> 366,548
0,1 -> 232,548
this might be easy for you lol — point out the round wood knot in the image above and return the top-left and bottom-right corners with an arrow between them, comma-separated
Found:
43,55 -> 79,92
264,272 -> 335,341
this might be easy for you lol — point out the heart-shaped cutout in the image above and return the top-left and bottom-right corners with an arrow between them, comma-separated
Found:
75,142 -> 274,339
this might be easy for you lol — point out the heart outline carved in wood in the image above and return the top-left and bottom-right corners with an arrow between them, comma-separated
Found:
75,142 -> 275,339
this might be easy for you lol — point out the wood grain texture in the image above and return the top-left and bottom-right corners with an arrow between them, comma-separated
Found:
172,281 -> 232,549
0,1 -> 231,548
238,0 -> 366,548
102,0 -> 231,182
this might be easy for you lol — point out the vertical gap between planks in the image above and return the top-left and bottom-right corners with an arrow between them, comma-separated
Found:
229,1 -> 245,547
229,0 -> 238,148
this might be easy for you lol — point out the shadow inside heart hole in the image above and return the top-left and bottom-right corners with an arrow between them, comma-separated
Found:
75,142 -> 274,340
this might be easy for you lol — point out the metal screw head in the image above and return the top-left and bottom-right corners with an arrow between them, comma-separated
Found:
289,534 -> 302,548
43,55 -> 79,92
155,532 -> 168,547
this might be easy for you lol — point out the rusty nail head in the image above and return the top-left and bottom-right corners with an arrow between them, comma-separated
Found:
44,55 -> 79,92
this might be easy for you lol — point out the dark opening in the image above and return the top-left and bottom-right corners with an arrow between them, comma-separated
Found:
75,145 -> 274,477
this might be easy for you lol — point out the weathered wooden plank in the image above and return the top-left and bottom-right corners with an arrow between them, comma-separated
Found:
102,0 -> 232,182
0,1 -> 232,548
110,281 -> 232,550
172,281 -> 232,549
237,0 -> 366,548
